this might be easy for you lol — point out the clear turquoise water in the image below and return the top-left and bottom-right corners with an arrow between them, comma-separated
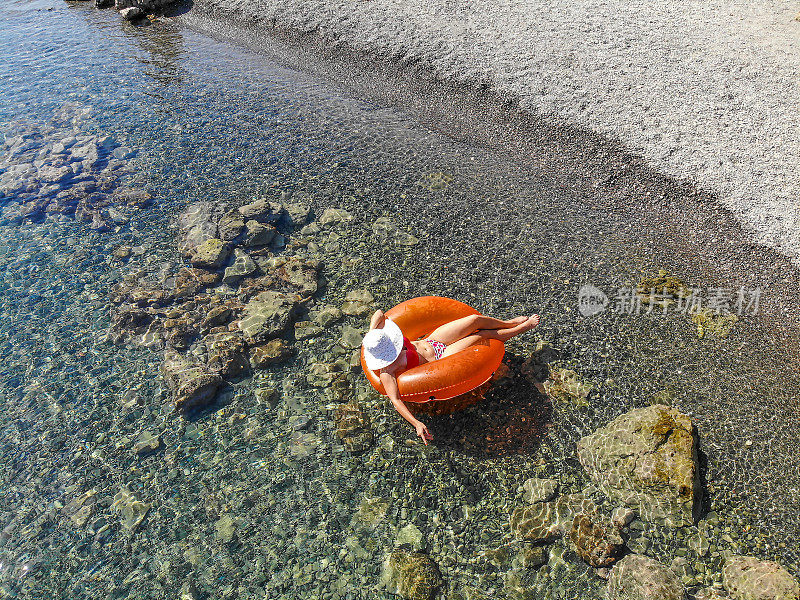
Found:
1,1 -> 799,599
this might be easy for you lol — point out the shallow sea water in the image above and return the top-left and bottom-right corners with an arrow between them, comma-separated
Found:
1,1 -> 800,599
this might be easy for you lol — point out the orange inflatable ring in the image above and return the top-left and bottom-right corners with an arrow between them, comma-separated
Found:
360,296 -> 505,404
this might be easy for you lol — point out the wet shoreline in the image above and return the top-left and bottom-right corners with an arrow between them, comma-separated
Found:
177,0 -> 800,266
176,1 -> 800,336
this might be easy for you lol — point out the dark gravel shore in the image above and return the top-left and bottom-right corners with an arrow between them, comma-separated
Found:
180,0 -> 800,266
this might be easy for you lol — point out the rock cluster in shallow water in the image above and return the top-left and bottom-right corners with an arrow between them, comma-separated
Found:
109,196 -> 318,411
510,492 -> 624,568
0,105 -> 150,231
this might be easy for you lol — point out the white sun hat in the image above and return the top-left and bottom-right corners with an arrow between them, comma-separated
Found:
361,317 -> 404,371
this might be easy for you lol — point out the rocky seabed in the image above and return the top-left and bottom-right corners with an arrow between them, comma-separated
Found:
100,192 -> 800,600
0,104 -> 150,232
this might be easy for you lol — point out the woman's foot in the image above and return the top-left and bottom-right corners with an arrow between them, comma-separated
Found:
494,314 -> 540,341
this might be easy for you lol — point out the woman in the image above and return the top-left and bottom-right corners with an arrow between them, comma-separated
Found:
361,308 -> 540,444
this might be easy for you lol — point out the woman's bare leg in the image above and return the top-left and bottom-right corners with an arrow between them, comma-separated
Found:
438,315 -> 539,358
439,334 -> 486,358
427,314 -> 528,345
477,315 -> 540,342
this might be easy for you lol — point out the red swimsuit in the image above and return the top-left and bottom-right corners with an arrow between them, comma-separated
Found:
403,336 -> 420,369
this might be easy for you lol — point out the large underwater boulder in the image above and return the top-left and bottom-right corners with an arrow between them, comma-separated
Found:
607,554 -> 686,600
723,555 -> 800,600
577,404 -> 700,527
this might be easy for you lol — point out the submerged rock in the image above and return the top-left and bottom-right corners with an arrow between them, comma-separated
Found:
120,8 -> 145,23
335,401 -> 373,454
381,549 -> 442,600
178,202 -> 218,257
189,238 -> 230,269
175,267 -> 221,298
355,496 -> 389,527
416,171 -> 453,191
568,512 -> 625,567
607,554 -> 685,600
694,588 -> 730,600
521,477 -> 558,503
222,248 -> 257,285
239,290 -> 300,343
238,198 -> 284,223
318,207 -> 352,227
312,305 -> 342,327
214,514 -> 236,543
111,488 -> 150,532
723,555 -> 800,600
513,546 -> 549,570
217,211 -> 245,242
133,430 -> 162,456
690,307 -> 738,339
162,349 -> 223,412
243,219 -> 276,247
577,404 -> 700,526
396,524 -> 426,551
200,305 -> 232,330
372,216 -> 419,246
205,332 -> 249,378
510,493 -> 599,543
636,269 -> 691,308
341,288 -> 374,316
294,320 -> 324,341
284,202 -> 310,226
249,338 -> 293,369
63,489 -> 97,528
544,368 -> 592,407
611,506 -> 636,529
115,0 -> 176,12
271,256 -> 319,296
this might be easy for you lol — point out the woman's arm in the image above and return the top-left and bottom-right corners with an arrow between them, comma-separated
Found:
380,371 -> 433,445
369,309 -> 386,330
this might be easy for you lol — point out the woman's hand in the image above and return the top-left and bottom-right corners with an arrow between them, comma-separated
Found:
415,421 -> 433,445
369,309 -> 386,330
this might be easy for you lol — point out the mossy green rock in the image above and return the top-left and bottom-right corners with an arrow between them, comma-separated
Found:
723,555 -> 800,600
382,549 -> 442,600
577,404 -> 699,526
